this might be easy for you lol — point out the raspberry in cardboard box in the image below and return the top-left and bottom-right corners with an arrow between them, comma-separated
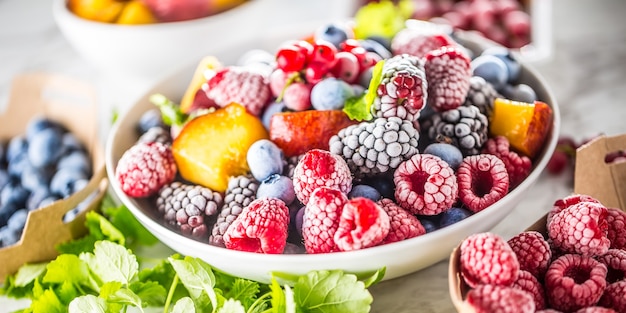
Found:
0,73 -> 107,281
448,133 -> 626,312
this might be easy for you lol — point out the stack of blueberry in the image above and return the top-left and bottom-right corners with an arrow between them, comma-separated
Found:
0,117 -> 92,248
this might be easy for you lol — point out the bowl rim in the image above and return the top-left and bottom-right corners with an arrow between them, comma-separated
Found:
104,27 -> 561,275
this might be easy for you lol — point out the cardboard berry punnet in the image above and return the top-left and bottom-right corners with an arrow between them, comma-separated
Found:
0,73 -> 107,280
448,133 -> 626,312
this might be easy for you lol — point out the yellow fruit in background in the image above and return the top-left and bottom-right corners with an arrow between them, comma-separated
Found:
180,56 -> 222,114
116,0 -> 156,24
172,103 -> 268,192
67,0 -> 125,23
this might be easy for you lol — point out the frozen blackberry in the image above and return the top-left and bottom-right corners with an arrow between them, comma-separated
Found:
372,54 -> 427,122
209,175 -> 259,247
137,126 -> 172,145
156,182 -> 223,239
422,105 -> 488,156
463,76 -> 500,117
283,154 -> 303,179
329,116 -> 419,177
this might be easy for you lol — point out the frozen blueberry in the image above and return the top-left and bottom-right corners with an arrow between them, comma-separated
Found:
1,180 -> 30,208
50,167 -> 88,198
314,23 -> 350,49
6,135 -> 28,163
358,66 -> 374,89
0,202 -> 18,226
71,178 -> 89,194
481,46 -> 521,83
7,209 -> 28,232
7,153 -> 30,178
28,128 -> 64,168
137,109 -> 166,135
348,184 -> 381,201
362,175 -> 395,200
365,35 -> 392,52
310,77 -> 355,111
21,163 -> 53,192
247,139 -> 285,182
424,143 -> 463,170
419,218 -> 438,233
257,174 -> 295,205
26,186 -> 54,211
57,150 -> 92,176
61,133 -> 87,153
26,116 -> 65,141
261,101 -> 287,130
501,83 -> 537,103
0,169 -> 9,191
471,55 -> 509,92
0,226 -> 20,247
359,38 -> 392,59
439,207 -> 472,228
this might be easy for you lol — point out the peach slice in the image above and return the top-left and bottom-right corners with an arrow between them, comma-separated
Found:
172,103 -> 268,192
116,0 -> 156,25
489,98 -> 553,158
269,109 -> 358,157
179,56 -> 222,114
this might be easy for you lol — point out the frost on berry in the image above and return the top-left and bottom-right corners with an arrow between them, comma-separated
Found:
460,232 -> 520,288
512,270 -> 546,310
302,187 -> 348,254
334,197 -> 390,251
507,231 -> 552,278
466,284 -> 535,313
209,175 -> 258,247
575,307 -> 618,313
548,194 -> 601,225
292,149 -> 352,205
378,198 -> 426,244
545,254 -> 607,312
548,202 -> 610,257
599,280 -> 626,313
424,45 -> 472,112
481,136 -> 532,188
457,154 -> 509,213
223,197 -> 290,254
393,154 -> 458,215
595,249 -> 626,283
115,142 -> 177,198
606,207 -> 626,250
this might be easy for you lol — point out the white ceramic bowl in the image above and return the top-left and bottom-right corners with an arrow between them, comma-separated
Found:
105,25 -> 560,284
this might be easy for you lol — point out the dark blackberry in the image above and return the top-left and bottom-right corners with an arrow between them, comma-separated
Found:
329,116 -> 419,177
463,76 -> 500,117
209,175 -> 259,247
156,181 -> 223,239
422,105 -> 488,156
283,154 -> 303,179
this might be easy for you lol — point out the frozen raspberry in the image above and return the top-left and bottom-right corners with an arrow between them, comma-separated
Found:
507,231 -> 552,278
156,182 -> 223,239
575,307 -> 617,313
457,154 -> 509,213
378,198 -> 426,244
393,154 -> 458,215
512,270 -> 546,310
209,175 -> 258,247
466,284 -> 535,313
460,232 -> 520,288
424,45 -> 472,112
548,194 -> 601,224
115,142 -> 177,198
548,201 -> 610,256
292,149 -> 352,205
545,254 -> 608,312
599,281 -> 626,313
302,187 -> 348,254
535,310 -> 562,313
595,249 -> 626,283
482,136 -> 532,188
205,66 -> 271,116
334,197 -> 390,251
391,29 -> 455,58
606,207 -> 626,249
223,197 -> 290,254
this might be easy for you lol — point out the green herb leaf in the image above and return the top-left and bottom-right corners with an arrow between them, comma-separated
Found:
269,278 -> 285,313
80,241 -> 138,286
56,280 -> 79,305
223,278 -> 259,309
358,268 -> 386,288
43,254 -> 94,292
150,94 -> 187,127
284,284 -> 296,313
101,203 -> 158,247
342,60 -> 384,121
13,263 -> 47,287
85,212 -> 126,246
31,289 -> 66,313
294,270 -> 373,313
169,256 -> 217,311
129,281 -> 167,307
68,294 -> 107,313
107,288 -> 144,312
172,297 -> 196,313
138,259 -> 188,304
216,299 -> 245,313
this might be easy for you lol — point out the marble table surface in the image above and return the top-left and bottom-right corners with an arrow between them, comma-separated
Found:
1,0 -> 626,312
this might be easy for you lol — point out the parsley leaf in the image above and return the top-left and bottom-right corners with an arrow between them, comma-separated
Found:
100,199 -> 158,247
80,241 -> 138,286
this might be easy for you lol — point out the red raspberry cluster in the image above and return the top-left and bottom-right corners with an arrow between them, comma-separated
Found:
459,194 -> 626,312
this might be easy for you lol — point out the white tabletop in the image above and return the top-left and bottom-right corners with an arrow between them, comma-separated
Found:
1,0 -> 626,312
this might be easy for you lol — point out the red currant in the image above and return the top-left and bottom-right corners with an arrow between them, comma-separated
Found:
293,40 -> 314,58
305,61 -> 330,85
331,51 -> 360,83
308,40 -> 337,67
340,38 -> 361,52
276,44 -> 307,72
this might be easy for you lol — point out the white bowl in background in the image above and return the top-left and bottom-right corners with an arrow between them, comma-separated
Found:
105,25 -> 560,284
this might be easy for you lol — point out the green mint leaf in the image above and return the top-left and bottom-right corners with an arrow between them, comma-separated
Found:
13,263 -> 47,287
57,280 -> 79,305
129,281 -> 167,307
353,0 -> 409,39
68,294 -> 107,313
357,268 -> 386,288
342,60 -> 384,121
107,288 -> 144,312
31,289 -> 66,313
85,212 -> 126,246
224,278 -> 259,309
43,254 -> 95,293
56,234 -> 98,255
99,281 -> 122,300
101,203 -> 158,247
294,270 -> 373,313
0,274 -> 34,299
138,260 -> 189,304
269,278 -> 285,313
168,256 -> 217,311
150,93 -> 187,127
171,297 -> 196,313
216,299 -> 245,313
80,241 -> 138,286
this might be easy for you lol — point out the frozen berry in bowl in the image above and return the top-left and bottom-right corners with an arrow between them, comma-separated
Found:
105,16 -> 559,284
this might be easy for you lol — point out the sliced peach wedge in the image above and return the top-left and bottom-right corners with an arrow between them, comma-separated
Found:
489,98 -> 553,159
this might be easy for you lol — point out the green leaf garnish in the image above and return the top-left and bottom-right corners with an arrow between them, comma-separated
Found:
79,241 -> 138,286
68,294 -> 108,313
150,93 -> 188,127
294,270 -> 373,313
343,60 -> 385,121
